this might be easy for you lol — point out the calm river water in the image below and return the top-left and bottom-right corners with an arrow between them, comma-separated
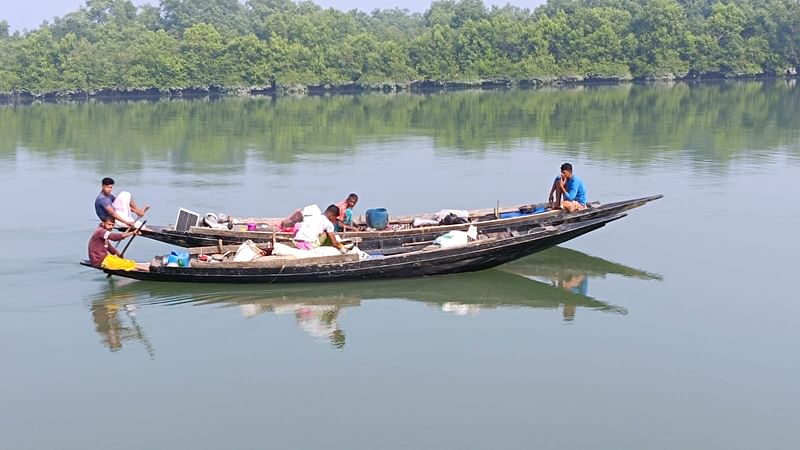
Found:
1,81 -> 798,449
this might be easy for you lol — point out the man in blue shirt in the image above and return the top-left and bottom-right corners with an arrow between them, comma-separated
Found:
547,163 -> 587,212
94,177 -> 149,228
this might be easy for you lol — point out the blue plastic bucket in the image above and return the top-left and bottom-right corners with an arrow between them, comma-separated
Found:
366,208 -> 389,230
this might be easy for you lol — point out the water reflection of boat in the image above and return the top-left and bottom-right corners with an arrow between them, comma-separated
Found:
89,281 -> 156,358
87,248 -> 660,350
503,246 -> 663,281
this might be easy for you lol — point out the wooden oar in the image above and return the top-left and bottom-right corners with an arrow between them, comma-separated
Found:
120,220 -> 147,258
114,208 -> 149,248
124,307 -> 155,359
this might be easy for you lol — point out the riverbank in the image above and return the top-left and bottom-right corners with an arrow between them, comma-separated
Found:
1,74 -> 797,104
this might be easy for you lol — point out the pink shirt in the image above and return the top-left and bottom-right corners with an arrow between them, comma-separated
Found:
88,227 -> 122,267
336,200 -> 349,222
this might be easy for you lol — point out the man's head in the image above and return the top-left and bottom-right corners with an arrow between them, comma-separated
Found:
101,177 -> 115,196
324,205 -> 341,222
345,193 -> 359,209
101,216 -> 115,230
560,163 -> 573,180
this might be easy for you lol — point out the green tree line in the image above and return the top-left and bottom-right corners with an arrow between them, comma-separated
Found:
1,0 -> 799,94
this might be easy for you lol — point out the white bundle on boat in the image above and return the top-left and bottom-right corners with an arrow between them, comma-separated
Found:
272,242 -> 369,260
233,240 -> 263,262
412,218 -> 439,227
433,225 -> 478,248
272,242 -> 342,258
301,204 -> 322,217
434,209 -> 470,220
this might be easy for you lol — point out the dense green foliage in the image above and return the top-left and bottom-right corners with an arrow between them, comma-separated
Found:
1,0 -> 799,93
2,82 -> 798,169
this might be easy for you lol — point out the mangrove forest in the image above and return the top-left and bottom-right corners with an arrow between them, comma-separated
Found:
1,0 -> 799,95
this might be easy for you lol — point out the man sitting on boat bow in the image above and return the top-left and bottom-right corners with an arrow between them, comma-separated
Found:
548,163 -> 587,212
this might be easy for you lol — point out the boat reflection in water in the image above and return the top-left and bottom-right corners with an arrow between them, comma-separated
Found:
87,247 -> 661,352
502,246 -> 662,321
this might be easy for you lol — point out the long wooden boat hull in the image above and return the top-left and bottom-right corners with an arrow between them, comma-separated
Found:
141,195 -> 661,250
85,214 -> 625,284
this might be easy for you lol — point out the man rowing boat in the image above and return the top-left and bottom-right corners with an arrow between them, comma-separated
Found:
87,216 -> 139,267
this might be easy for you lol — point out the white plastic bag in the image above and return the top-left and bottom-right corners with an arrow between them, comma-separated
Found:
433,225 -> 477,248
434,232 -> 468,248
302,204 -> 322,217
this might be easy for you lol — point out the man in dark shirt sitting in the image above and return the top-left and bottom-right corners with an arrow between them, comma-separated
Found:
87,217 -> 138,267
94,177 -> 149,228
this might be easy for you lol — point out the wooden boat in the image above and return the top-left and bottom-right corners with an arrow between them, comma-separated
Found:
83,213 -> 625,283
141,194 -> 662,250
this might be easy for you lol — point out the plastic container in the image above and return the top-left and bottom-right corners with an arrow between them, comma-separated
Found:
366,208 -> 389,230
247,223 -> 257,231
165,251 -> 190,267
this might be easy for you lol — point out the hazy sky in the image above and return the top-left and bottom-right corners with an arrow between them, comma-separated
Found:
3,0 -> 545,31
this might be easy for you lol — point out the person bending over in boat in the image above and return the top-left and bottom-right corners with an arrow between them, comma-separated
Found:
88,216 -> 139,267
547,163 -> 587,212
293,205 -> 345,252
335,193 -> 359,231
94,177 -> 150,230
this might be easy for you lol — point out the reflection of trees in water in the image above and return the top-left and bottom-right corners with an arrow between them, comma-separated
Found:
4,82 -> 798,171
87,246 -> 661,352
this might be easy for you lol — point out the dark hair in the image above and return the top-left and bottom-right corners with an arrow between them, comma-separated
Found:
347,193 -> 358,201
560,163 -> 573,172
325,205 -> 341,217
102,216 -> 115,223
102,177 -> 115,186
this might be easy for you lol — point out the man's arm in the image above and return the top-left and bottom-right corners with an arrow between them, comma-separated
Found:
563,180 -> 578,201
106,243 -> 121,256
107,230 -> 138,242
325,231 -> 344,251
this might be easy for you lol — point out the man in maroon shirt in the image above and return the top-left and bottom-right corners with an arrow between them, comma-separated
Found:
88,217 -> 138,267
